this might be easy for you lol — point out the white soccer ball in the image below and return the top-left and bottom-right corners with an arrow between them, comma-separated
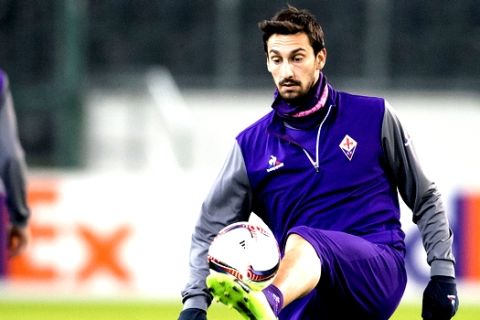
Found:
208,221 -> 280,291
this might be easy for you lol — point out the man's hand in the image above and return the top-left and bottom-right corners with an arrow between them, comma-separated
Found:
422,276 -> 459,320
8,224 -> 29,257
178,308 -> 207,320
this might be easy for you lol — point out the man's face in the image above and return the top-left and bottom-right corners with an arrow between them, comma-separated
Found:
266,32 -> 326,102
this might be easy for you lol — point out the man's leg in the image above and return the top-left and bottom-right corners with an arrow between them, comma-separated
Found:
208,227 -> 406,319
280,227 -> 407,320
270,233 -> 321,307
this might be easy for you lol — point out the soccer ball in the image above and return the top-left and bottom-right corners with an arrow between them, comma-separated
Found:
208,221 -> 280,291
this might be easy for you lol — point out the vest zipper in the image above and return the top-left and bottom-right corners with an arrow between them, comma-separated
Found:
302,105 -> 333,172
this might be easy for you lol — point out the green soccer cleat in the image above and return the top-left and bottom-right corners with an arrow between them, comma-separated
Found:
206,273 -> 277,320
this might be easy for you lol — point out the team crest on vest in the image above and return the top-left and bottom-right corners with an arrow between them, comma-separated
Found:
266,155 -> 284,172
339,134 -> 357,161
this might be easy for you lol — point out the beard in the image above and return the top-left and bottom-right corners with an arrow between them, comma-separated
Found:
278,79 -> 313,104
276,65 -> 322,102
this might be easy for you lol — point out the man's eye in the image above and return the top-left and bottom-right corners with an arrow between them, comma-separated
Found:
293,55 -> 304,62
271,57 -> 281,64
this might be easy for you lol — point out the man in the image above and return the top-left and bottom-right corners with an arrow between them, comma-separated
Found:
178,6 -> 458,320
0,69 -> 30,274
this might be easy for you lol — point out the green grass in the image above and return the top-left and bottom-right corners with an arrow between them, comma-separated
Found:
0,300 -> 477,319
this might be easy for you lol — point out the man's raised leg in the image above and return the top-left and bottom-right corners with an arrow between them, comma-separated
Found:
270,233 -> 321,308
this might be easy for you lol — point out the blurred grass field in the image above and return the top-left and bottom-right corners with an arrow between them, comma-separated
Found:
0,300 -> 478,320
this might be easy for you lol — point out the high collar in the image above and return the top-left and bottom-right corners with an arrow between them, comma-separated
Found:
271,74 -> 333,130
271,73 -> 326,117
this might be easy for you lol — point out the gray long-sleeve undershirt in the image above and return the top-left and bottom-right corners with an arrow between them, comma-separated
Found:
382,102 -> 454,277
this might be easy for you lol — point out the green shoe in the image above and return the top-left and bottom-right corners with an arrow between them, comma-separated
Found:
207,273 -> 277,320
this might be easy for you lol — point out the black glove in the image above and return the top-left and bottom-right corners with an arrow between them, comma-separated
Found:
178,308 -> 207,320
422,276 -> 459,320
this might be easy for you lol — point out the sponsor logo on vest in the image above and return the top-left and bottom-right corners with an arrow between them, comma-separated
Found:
266,155 -> 284,172
339,134 -> 357,161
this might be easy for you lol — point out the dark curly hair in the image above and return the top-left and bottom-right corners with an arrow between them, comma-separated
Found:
258,5 -> 326,55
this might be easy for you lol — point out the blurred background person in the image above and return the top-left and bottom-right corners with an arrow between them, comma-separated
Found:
0,69 -> 31,275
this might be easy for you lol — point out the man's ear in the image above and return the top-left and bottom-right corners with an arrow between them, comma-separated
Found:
266,54 -> 272,73
316,48 -> 327,70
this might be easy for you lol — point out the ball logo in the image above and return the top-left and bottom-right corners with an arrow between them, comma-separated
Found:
239,240 -> 247,249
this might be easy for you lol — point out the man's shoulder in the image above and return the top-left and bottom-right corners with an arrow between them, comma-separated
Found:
337,90 -> 385,107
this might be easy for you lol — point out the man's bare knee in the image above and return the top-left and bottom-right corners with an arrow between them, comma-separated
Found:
285,234 -> 318,258
283,234 -> 321,282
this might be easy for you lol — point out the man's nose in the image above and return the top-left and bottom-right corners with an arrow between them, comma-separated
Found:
280,62 -> 294,78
